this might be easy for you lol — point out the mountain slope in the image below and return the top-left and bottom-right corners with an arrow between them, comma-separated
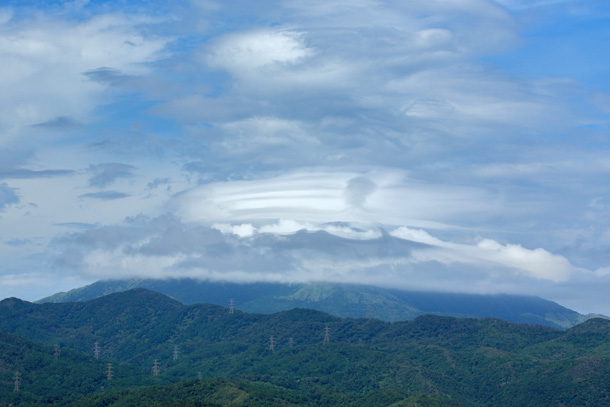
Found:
0,330 -> 166,406
5,289 -> 610,406
38,279 -> 591,328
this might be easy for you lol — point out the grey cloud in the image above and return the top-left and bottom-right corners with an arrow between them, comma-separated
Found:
82,67 -> 138,87
87,163 -> 135,188
52,247 -> 85,270
48,215 -> 523,294
148,177 -> 171,189
181,161 -> 207,174
54,222 -> 98,230
0,149 -> 74,180
0,168 -> 74,180
79,191 -> 130,200
32,116 -> 81,130
54,221 -> 145,251
345,176 -> 377,209
4,238 -> 31,247
49,215 -> 399,279
0,183 -> 19,210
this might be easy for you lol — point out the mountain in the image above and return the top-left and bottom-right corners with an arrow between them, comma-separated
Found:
39,279 -> 593,329
3,289 -> 610,406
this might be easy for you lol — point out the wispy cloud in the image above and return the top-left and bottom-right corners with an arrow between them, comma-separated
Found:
0,183 -> 19,210
87,163 -> 136,188
82,67 -> 139,87
79,191 -> 130,200
32,115 -> 81,130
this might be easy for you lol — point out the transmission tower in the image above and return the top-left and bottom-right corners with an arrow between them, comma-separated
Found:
173,345 -> 179,361
106,363 -> 113,380
229,298 -> 235,314
153,359 -> 159,376
323,324 -> 330,345
54,344 -> 60,360
13,371 -> 21,392
269,335 -> 275,351
197,371 -> 202,380
94,341 -> 100,359
366,304 -> 371,319
289,337 -> 294,348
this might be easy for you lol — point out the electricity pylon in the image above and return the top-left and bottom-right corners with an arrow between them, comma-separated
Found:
13,371 -> 21,392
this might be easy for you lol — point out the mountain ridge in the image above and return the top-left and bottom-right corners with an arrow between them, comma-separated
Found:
38,279 -> 598,329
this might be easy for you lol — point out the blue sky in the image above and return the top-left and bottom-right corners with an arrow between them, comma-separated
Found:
1,0 -> 610,314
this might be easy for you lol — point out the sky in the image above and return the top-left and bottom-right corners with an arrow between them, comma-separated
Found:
1,0 -> 610,315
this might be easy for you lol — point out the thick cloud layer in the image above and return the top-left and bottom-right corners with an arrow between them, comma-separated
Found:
1,0 -> 610,314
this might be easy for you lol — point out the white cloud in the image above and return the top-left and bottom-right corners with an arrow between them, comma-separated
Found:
206,30 -> 312,73
174,169 -> 500,228
212,223 -> 256,237
391,226 -> 574,281
0,12 -> 169,146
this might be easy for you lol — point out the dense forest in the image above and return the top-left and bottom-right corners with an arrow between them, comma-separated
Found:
2,288 -> 610,406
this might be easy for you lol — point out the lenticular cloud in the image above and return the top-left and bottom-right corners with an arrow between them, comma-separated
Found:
174,169 -> 498,228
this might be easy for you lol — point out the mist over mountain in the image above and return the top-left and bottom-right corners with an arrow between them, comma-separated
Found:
38,279 -> 597,329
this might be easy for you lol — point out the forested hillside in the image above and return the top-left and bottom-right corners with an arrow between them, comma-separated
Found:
3,289 -> 610,406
